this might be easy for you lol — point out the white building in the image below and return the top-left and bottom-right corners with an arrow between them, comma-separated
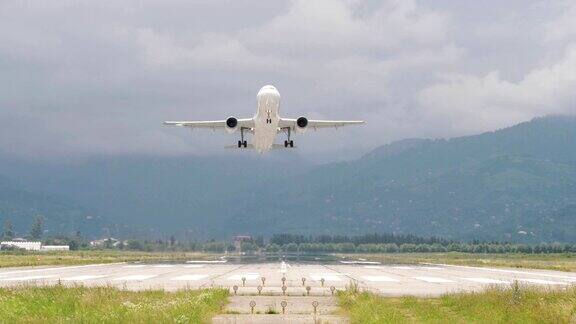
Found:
41,245 -> 70,251
1,241 -> 42,251
0,241 -> 69,251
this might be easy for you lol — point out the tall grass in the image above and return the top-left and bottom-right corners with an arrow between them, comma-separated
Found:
339,283 -> 576,323
0,285 -> 228,323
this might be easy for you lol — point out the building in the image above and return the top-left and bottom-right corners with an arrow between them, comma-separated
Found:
41,245 -> 70,251
0,241 -> 42,251
0,241 -> 69,251
89,237 -> 121,248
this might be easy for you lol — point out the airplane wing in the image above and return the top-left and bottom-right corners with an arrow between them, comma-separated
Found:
278,118 -> 364,130
163,118 -> 254,130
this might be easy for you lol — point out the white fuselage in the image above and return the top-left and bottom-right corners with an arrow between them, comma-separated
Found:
253,85 -> 281,152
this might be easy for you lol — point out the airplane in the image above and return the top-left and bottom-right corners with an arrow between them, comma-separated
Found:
163,85 -> 364,152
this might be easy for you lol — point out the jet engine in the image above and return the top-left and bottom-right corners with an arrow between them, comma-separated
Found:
225,117 -> 238,133
295,116 -> 308,133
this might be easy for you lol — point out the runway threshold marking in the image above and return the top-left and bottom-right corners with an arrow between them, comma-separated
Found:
518,278 -> 568,285
461,278 -> 509,284
61,275 -> 108,281
432,264 -> 576,281
362,276 -> 399,282
310,273 -> 342,281
413,276 -> 455,283
0,263 -> 122,276
227,273 -> 259,280
171,275 -> 209,281
1,275 -> 56,281
113,275 -> 157,281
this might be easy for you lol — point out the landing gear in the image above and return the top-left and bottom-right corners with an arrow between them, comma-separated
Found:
283,127 -> 294,148
238,128 -> 248,148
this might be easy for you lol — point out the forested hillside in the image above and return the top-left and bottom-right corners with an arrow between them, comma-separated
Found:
1,116 -> 575,242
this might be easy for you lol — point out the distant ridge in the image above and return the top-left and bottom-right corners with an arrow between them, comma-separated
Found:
0,115 -> 575,242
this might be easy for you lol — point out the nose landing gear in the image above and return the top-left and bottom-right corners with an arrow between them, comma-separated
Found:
284,140 -> 294,148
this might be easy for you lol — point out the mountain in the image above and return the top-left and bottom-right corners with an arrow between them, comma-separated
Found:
236,115 -> 576,242
0,154 -> 311,238
1,115 -> 575,242
0,176 -> 103,238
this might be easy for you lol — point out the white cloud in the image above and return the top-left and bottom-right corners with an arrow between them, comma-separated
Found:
418,45 -> 576,135
545,2 -> 576,42
0,0 -> 574,161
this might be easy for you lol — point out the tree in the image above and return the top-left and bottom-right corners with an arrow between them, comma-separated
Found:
2,219 -> 14,240
29,216 -> 44,240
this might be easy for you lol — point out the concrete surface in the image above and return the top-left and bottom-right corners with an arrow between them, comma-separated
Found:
0,261 -> 575,296
212,295 -> 347,324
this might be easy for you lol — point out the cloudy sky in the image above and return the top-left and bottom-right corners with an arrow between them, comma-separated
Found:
1,0 -> 575,162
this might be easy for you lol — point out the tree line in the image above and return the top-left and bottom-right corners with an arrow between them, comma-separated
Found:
4,224 -> 576,254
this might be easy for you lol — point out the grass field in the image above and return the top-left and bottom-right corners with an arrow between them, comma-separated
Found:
348,252 -> 576,272
339,283 -> 576,323
0,250 -> 216,268
0,285 -> 228,323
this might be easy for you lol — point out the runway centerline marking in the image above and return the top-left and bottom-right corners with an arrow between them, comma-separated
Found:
183,265 -> 205,268
362,276 -> 399,282
61,275 -> 108,281
153,265 -> 174,268
413,276 -> 455,283
171,275 -> 208,281
280,261 -> 289,273
122,265 -> 146,268
113,275 -> 157,281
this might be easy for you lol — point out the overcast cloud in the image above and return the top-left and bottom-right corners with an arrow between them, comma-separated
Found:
0,0 -> 575,162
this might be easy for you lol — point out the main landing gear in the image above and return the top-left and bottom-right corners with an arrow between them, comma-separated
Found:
238,127 -> 248,148
283,127 -> 294,147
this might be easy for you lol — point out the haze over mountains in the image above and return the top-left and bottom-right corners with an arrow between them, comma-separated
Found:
1,115 -> 575,243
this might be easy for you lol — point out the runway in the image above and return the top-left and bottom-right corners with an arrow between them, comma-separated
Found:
1,261 -> 575,296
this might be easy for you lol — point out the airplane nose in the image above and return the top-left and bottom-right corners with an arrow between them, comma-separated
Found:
258,85 -> 279,96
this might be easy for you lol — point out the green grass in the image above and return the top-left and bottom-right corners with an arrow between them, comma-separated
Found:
0,251 -> 216,268
339,283 -> 576,323
0,285 -> 228,323
347,252 -> 576,272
